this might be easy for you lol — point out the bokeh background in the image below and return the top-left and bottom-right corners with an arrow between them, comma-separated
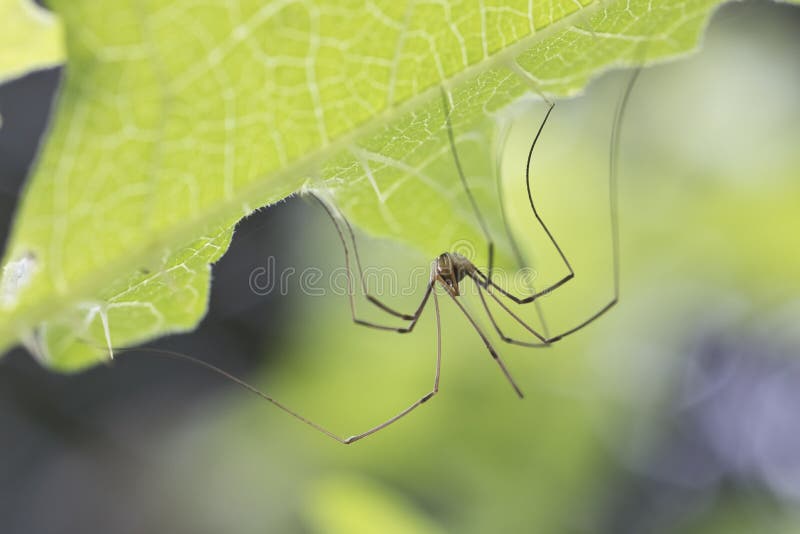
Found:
1,1 -> 799,533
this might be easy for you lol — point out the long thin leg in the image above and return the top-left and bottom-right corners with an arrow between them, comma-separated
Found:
307,191 -> 417,322
444,89 -> 558,336
443,88 -> 550,337
504,101 -> 575,304
530,69 -> 640,343
443,90 -> 575,308
116,314 -> 443,445
440,87 -> 496,275
471,264 -> 613,345
343,289 -> 443,444
495,114 -> 550,336
471,272 -> 549,347
473,271 -> 610,345
395,279 -> 434,334
307,191 -> 429,332
471,68 -> 641,344
114,347 -> 351,443
444,288 -> 524,398
339,211 -> 420,321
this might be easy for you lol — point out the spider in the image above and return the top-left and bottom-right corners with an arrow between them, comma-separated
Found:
112,69 -> 640,445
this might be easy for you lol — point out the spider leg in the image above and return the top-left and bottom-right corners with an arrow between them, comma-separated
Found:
342,289 -> 443,444
494,109 -> 551,335
468,68 -> 641,344
113,347 -> 353,444
307,191 -> 428,331
445,101 -> 577,307
517,68 -> 640,344
395,278 -> 434,333
338,209 -> 417,320
477,270 -> 614,344
470,271 -> 550,347
461,259 -> 614,346
440,87 -> 495,274
442,87 -> 562,331
444,287 -> 524,398
114,339 -> 441,445
484,101 -> 576,305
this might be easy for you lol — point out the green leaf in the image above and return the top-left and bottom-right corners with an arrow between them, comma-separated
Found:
0,0 -> 732,370
0,0 -> 64,83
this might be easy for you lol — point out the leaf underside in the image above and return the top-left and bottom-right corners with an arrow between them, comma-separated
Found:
0,0 -> 733,370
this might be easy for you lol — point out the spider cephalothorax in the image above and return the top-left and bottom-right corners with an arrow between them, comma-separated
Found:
435,252 -> 471,297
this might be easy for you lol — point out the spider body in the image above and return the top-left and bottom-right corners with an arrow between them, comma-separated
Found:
435,252 -> 471,297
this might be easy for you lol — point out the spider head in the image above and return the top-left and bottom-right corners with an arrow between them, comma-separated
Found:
436,252 -> 467,297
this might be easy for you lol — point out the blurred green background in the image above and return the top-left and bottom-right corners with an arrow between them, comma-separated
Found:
1,1 -> 799,533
